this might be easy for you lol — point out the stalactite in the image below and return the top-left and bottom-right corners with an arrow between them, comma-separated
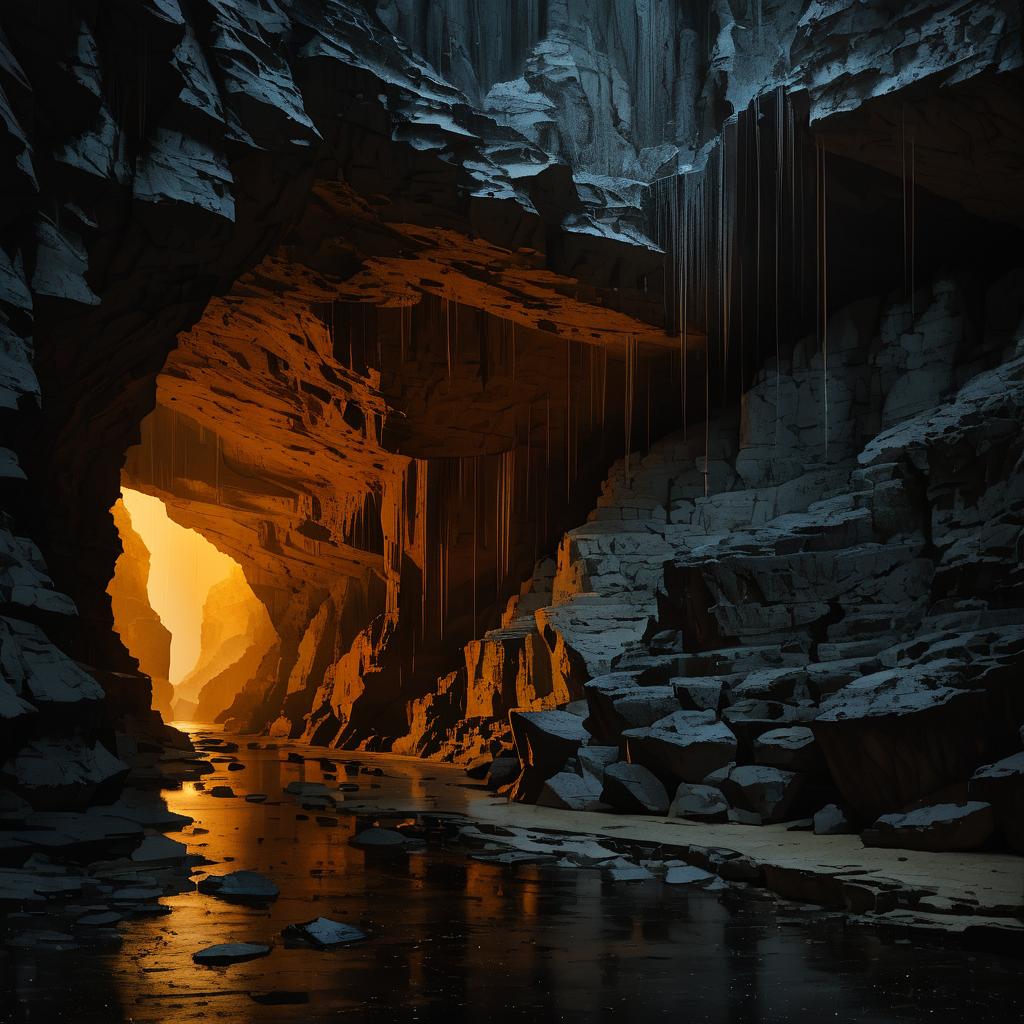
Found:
445,297 -> 452,381
565,341 -> 572,496
601,345 -> 608,443
472,455 -> 478,638
910,135 -> 916,320
624,336 -> 636,481
646,362 -> 652,452
545,396 -> 550,471
525,400 -> 531,515
775,87 -> 784,465
818,143 -> 830,461
754,94 -> 762,372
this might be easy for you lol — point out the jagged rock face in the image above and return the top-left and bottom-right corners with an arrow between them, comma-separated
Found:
481,265 -> 1024,853
0,0 -> 1023,823
107,500 -> 174,721
172,565 -> 277,723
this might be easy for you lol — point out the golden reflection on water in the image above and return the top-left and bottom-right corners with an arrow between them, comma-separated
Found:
111,735 -> 477,1021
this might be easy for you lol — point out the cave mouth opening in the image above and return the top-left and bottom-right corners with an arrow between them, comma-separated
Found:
107,487 -> 279,726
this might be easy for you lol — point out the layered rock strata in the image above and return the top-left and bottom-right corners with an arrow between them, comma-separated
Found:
0,0 -> 1022,840
464,267 -> 1024,855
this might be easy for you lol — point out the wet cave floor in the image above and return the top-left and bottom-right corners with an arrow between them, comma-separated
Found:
5,727 -> 1023,1024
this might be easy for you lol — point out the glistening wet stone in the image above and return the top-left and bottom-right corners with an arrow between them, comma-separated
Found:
3,734 -> 1022,1024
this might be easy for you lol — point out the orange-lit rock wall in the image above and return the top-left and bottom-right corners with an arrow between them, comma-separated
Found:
123,276 -> 685,752
107,500 -> 175,721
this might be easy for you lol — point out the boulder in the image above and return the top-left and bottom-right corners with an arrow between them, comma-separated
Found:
582,679 -> 680,742
672,678 -> 725,713
668,783 -> 729,823
509,710 -> 589,777
969,752 -> 1024,852
727,807 -> 763,825
505,766 -> 548,803
600,763 -> 670,815
622,711 -> 737,783
577,745 -> 619,784
753,727 -> 824,773
723,700 -> 815,750
813,804 -> 854,835
718,766 -> 803,823
486,755 -> 520,790
4,738 -> 129,810
813,654 -> 1024,819
862,801 -> 995,852
536,771 -> 605,811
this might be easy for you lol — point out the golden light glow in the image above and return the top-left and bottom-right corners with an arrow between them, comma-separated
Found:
119,487 -> 238,683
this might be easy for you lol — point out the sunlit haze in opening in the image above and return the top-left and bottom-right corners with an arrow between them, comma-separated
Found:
119,487 -> 237,683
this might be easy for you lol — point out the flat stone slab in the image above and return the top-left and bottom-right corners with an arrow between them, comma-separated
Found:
350,828 -> 423,850
193,942 -> 272,966
863,802 -> 994,852
664,865 -> 718,887
282,917 -> 367,949
197,870 -> 280,903
131,834 -> 188,864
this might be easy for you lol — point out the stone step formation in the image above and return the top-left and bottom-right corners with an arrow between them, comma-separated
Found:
460,270 -> 1024,855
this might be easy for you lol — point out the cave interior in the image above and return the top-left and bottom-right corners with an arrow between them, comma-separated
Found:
1,0 -> 1024,986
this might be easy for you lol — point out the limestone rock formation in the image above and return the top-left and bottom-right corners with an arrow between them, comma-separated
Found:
460,267 -> 1024,854
0,1 -> 1022,879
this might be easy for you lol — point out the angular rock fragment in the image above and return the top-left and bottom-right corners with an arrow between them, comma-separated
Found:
486,755 -> 520,790
623,712 -> 737,784
813,804 -> 853,836
969,752 -> 1024,852
664,865 -> 718,887
509,710 -> 589,777
577,745 -> 619,784
600,763 -> 670,815
536,771 -> 605,811
604,857 -> 655,882
672,678 -> 725,713
753,727 -> 823,773
718,766 -> 803,824
862,802 -> 995,852
668,783 -> 729,823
